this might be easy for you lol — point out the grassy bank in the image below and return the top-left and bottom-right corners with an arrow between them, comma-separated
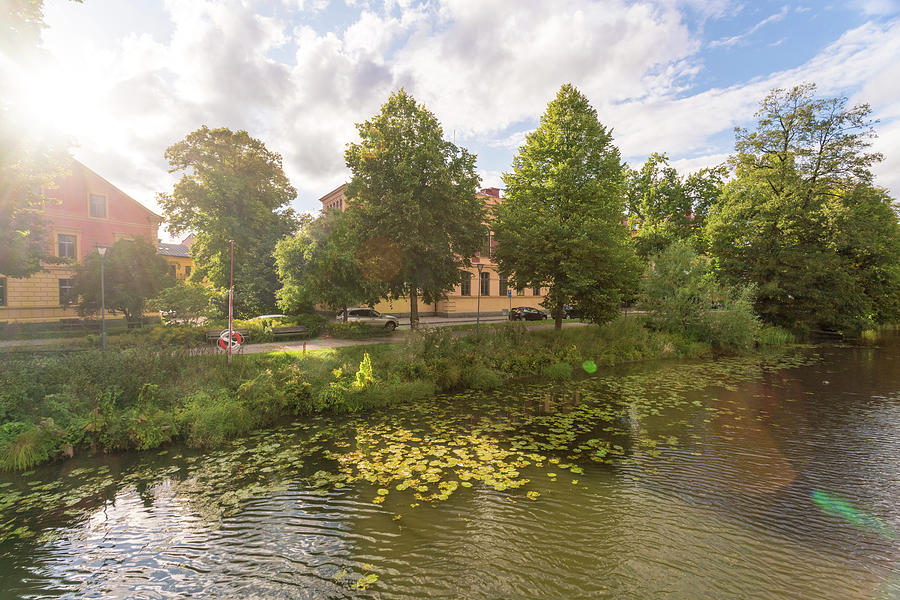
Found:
0,316 -> 778,471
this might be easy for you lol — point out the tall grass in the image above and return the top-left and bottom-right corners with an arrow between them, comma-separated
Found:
1,316 -> 732,470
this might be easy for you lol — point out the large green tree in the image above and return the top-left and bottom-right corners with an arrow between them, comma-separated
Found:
73,238 -> 173,322
624,153 -> 726,258
158,126 -> 299,318
274,209 -> 384,317
492,83 -> 641,329
706,84 -> 900,330
344,89 -> 484,328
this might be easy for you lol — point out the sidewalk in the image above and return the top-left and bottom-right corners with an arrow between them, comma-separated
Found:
0,316 -> 588,354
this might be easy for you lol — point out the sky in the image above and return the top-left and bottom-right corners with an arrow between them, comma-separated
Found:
6,0 -> 900,241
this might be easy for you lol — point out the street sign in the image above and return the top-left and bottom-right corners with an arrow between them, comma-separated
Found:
218,329 -> 243,351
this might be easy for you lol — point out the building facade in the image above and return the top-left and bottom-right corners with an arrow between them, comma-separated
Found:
318,185 -> 546,317
0,161 -> 162,323
158,236 -> 195,281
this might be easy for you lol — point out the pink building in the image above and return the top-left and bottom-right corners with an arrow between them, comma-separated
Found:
0,160 -> 162,323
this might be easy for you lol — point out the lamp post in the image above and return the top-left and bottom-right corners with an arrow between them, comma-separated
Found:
476,263 -> 484,336
97,246 -> 107,353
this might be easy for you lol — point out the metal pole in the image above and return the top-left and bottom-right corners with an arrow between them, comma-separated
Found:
228,239 -> 234,366
476,264 -> 483,335
100,251 -> 106,353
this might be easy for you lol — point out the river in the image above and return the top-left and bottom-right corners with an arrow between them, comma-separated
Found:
1,338 -> 898,599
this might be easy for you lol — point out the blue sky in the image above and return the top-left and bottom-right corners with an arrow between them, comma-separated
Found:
7,1 -> 899,239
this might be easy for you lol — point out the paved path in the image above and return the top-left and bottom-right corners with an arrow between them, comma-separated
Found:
0,316 -> 590,354
240,319 -> 589,355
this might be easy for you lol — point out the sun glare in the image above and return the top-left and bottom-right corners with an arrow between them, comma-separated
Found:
4,54 -> 110,146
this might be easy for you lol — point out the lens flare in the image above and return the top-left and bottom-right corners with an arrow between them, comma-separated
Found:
811,489 -> 895,538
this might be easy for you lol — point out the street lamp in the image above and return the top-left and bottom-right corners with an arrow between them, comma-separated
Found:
97,246 -> 107,353
476,262 -> 484,336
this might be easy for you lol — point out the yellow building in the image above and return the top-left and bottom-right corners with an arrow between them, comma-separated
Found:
318,185 -> 546,317
158,236 -> 195,281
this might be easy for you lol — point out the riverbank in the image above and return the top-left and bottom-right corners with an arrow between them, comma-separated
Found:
0,316 -> 780,471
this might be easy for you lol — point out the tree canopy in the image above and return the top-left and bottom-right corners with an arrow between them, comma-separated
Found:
344,89 -> 484,328
492,83 -> 641,328
73,238 -> 173,322
274,209 -> 384,317
158,126 -> 299,318
624,153 -> 726,258
706,84 -> 900,330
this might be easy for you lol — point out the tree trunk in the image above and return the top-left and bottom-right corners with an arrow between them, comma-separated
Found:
555,301 -> 563,330
409,285 -> 419,330
342,304 -> 347,323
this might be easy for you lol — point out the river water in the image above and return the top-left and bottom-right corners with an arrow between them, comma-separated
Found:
1,338 -> 898,599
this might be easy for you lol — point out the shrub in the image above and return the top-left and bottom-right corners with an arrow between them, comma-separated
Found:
179,391 -> 256,448
429,358 -> 463,391
1,423 -> 61,471
463,366 -> 504,390
757,326 -> 795,346
541,361 -> 574,381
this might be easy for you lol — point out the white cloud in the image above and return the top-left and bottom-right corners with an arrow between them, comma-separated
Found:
709,5 -> 788,48
22,0 -> 900,240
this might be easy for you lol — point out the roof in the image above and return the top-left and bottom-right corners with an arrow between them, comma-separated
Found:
158,242 -> 191,258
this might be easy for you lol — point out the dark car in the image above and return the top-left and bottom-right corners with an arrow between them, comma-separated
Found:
509,306 -> 548,321
562,304 -> 583,319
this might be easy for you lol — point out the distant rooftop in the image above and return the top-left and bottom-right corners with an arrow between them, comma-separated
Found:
158,242 -> 191,258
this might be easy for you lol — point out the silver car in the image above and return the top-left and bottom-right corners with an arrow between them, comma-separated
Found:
336,308 -> 399,331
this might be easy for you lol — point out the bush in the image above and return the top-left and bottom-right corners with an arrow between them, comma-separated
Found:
541,361 -> 574,381
757,326 -> 795,346
179,391 -> 256,448
695,304 -> 760,351
0,423 -> 61,471
463,366 -> 504,390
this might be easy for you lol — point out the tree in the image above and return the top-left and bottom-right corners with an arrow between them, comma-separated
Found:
344,89 -> 484,328
706,84 -> 900,330
158,126 -> 299,318
624,153 -> 726,258
492,83 -> 641,329
0,0 -> 79,278
641,240 -> 759,350
73,238 -> 173,322
274,209 -> 384,318
150,282 -> 222,324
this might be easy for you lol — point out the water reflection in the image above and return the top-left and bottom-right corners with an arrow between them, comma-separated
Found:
0,340 -> 898,599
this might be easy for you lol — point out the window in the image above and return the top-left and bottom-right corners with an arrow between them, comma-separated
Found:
57,234 -> 77,260
480,272 -> 490,296
533,286 -> 541,296
59,279 -> 74,305
0,277 -> 6,306
480,233 -> 491,257
460,271 -> 471,296
516,287 -> 525,296
185,265 -> 192,277
170,264 -> 177,276
89,194 -> 107,218
499,275 -> 508,297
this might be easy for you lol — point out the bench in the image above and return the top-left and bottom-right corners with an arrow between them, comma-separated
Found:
206,328 -> 251,344
271,325 -> 310,339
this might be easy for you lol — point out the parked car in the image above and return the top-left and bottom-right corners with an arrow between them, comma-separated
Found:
509,306 -> 548,321
336,307 -> 400,331
562,304 -> 583,319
